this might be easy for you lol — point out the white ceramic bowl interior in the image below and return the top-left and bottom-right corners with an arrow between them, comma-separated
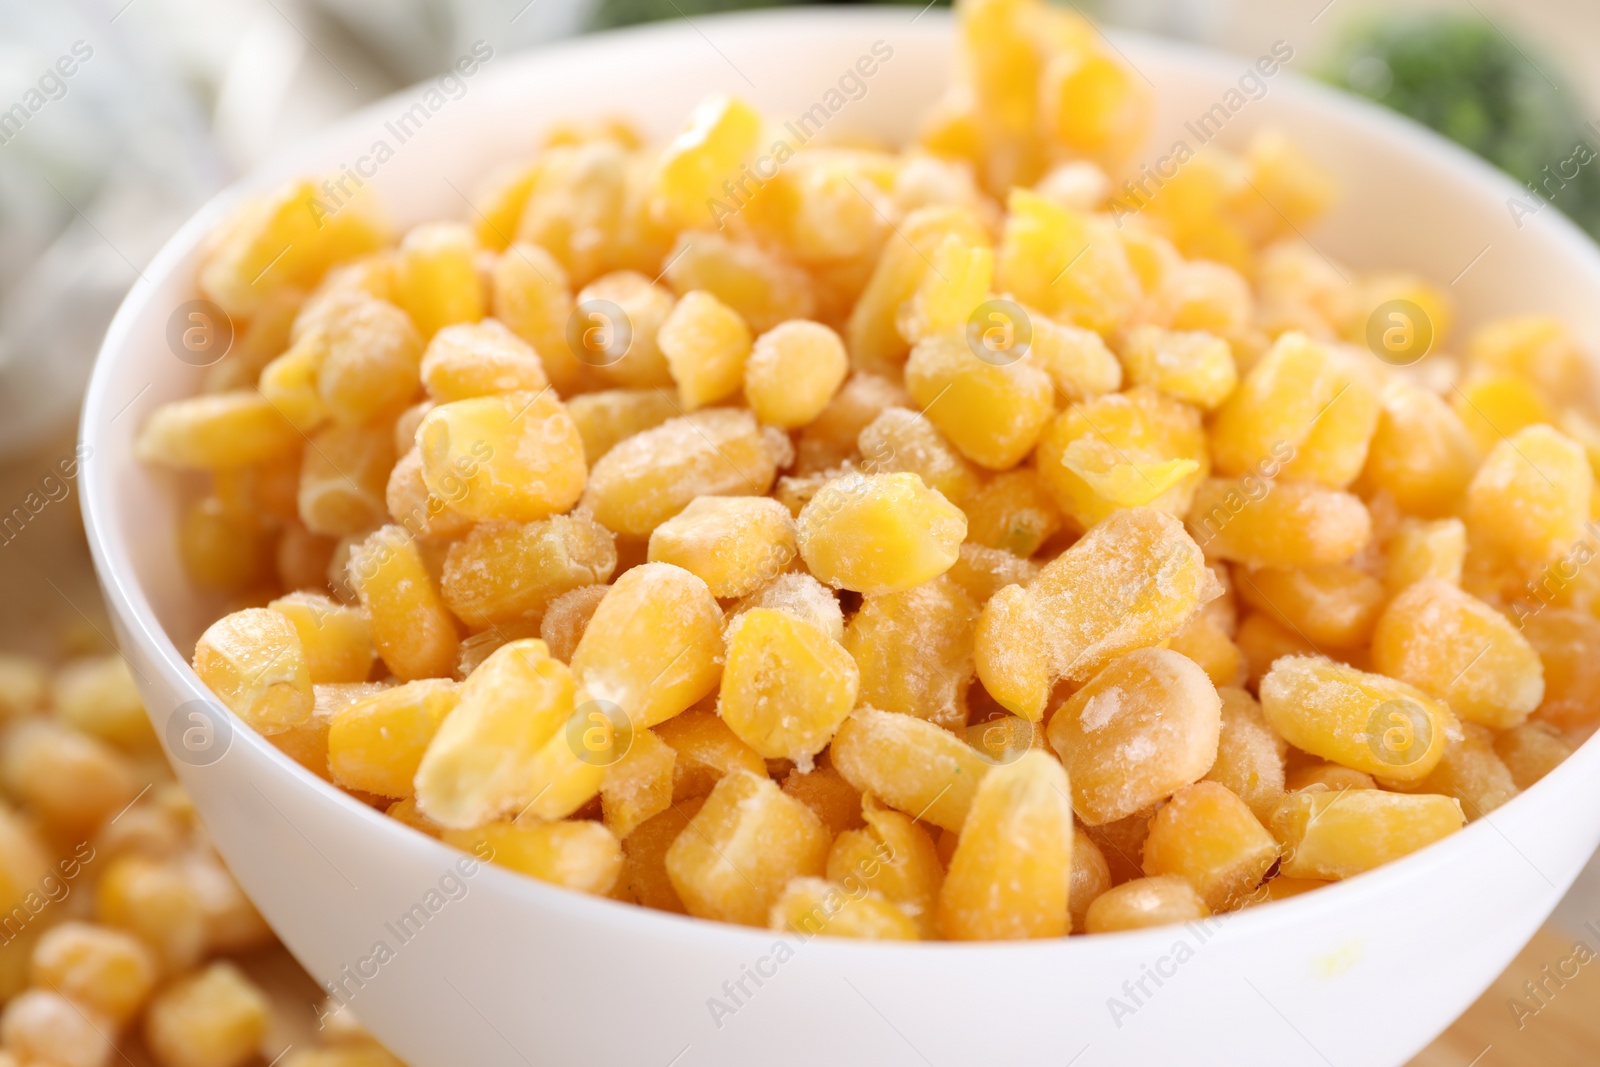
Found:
82,10 -> 1600,1067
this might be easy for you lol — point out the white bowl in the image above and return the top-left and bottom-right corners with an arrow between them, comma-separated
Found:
82,9 -> 1600,1066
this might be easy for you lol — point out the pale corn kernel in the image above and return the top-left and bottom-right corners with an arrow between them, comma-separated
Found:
1068,828 -> 1112,932
657,290 -> 752,410
796,471 -> 967,594
938,751 -> 1072,940
1231,129 -> 1336,242
1142,781 -> 1278,911
665,770 -> 830,926
52,656 -> 152,752
1362,382 -> 1478,519
1286,762 -> 1376,793
566,388 -> 682,465
278,523 -> 338,594
946,542 -> 1040,604
780,764 -> 864,837
314,296 -> 426,426
136,393 -> 300,469
1084,876 -> 1209,933
347,526 -> 460,682
1405,721 -> 1517,819
1385,518 -> 1466,591
512,139 -> 630,286
826,799 -> 943,938
1234,565 -> 1386,649
581,409 -> 783,537
857,407 -> 983,506
975,507 -> 1219,720
600,729 -> 676,838
1468,315 -> 1590,400
654,710 -> 766,800
384,447 -> 473,540
575,271 -> 676,389
896,234 -> 992,345
1187,478 -> 1371,569
142,962 -> 270,1067
417,391 -> 587,523
1033,160 -> 1110,212
1147,260 -> 1253,335
30,922 -> 158,1027
830,706 -> 989,832
743,320 -> 850,430
1452,369 -> 1553,455
1258,655 -> 1449,781
777,150 -> 897,264
1039,46 -> 1150,164
844,575 -> 977,731
413,639 -> 571,828
662,231 -> 815,335
1235,613 -> 1315,687
1465,424 -> 1591,566
267,592 -> 374,685
1034,387 -> 1207,529
491,242 -> 586,394
1167,611 -> 1245,688
995,189 -> 1139,334
1371,579 -> 1544,729
192,608 -> 314,735
647,496 -> 796,599
395,222 -> 484,339
904,331 -> 1055,470
1522,609 -> 1600,732
1494,721 -> 1574,789
0,657 -> 46,719
453,620 -> 542,680
1271,790 -> 1464,880
728,573 -> 845,644
441,513 -> 616,629
1118,326 -> 1237,411
1029,315 -> 1122,403
445,820 -> 621,894
291,255 -> 395,342
649,96 -> 763,229
796,373 -> 912,474
419,319 -> 547,402
178,498 -> 274,592
1045,648 -> 1222,825
719,609 -> 858,765
96,856 -> 206,972
962,469 -> 1062,557
327,679 -> 460,799
0,988 -> 112,1067
770,877 -> 919,940
180,853 -> 271,954
296,422 -> 395,538
1,719 -> 138,833
1203,687 -> 1287,823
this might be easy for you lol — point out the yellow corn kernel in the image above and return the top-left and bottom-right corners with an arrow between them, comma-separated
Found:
178,497 -> 274,592
1035,387 -> 1207,529
1468,315 -> 1590,400
665,770 -> 830,926
1118,326 -> 1237,411
347,526 -> 461,682
729,573 -> 845,644
621,797 -> 704,912
1039,47 -> 1151,165
30,922 -> 157,1027
1084,875 -> 1209,933
453,620 -> 542,680
847,205 -> 989,371
1046,648 -> 1222,825
844,575 -> 977,731
328,679 -> 460,799
469,159 -> 539,251
1363,382 -> 1478,518
780,763 -> 864,837
257,338 -> 328,432
1404,721 -> 1517,819
417,391 -> 587,523
540,584 -> 609,664
963,469 -> 1062,557
1372,579 -> 1543,729
1291,762 -> 1384,793
796,372 -> 912,474
52,656 -> 154,753
904,331 -> 1055,470
193,608 -> 314,735
600,729 -> 676,838
571,563 -> 724,728
1271,790 -> 1463,880
1259,655 -> 1449,781
441,513 -> 616,628
491,242 -> 586,395
1167,611 -> 1245,688
1385,518 -> 1466,592
719,609 -> 858,765
303,297 -> 422,428
136,393 -> 300,469
1522,609 -> 1600,732
97,856 -> 206,971
662,230 -> 815,335
1187,478 -> 1371,568
0,656 -> 46,720
1148,260 -> 1253,335
1229,129 -> 1336,243
650,96 -> 763,228
297,421 -> 395,538
995,189 -> 1139,334
1142,781 -> 1277,911
385,447 -> 473,541
1067,827 -> 1112,929
1494,721 -> 1574,790
947,542 -> 1040,604
654,709 -> 767,800
566,388 -> 681,467
858,406 -> 983,506
831,706 -> 991,831
144,962 -> 269,1067
575,271 -> 676,389
278,522 -> 338,594
513,139 -> 629,286
647,496 -> 796,599
1029,315 -> 1123,403
266,592 -> 374,684
1234,613 -> 1315,687
1452,369 -> 1554,455
1203,687 -> 1286,822
420,319 -> 548,402
581,409 -> 783,537
1,719 -> 137,833
443,820 -> 621,895
1235,564 -> 1386,650
938,751 -> 1073,940
896,234 -> 992,346
826,798 -> 943,938
976,507 -> 1219,719
271,681 -> 386,782
770,877 -> 919,940
0,989 -> 112,1067
1465,424 -> 1591,566
395,222 -> 484,339
657,290 -> 751,410
745,320 -> 850,429
796,471 -> 967,593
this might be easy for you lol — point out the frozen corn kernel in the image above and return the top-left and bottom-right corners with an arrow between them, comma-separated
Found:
1271,790 -> 1464,880
620,797 -> 703,912
1035,387 -> 1207,529
947,543 -> 1039,604
1235,565 -> 1386,650
1465,424 -> 1591,566
0,988 -> 112,1067
1039,45 -> 1151,163
831,706 -> 990,831
845,575 -> 977,731
649,96 -> 763,228
780,763 -> 864,837
137,393 -> 300,469
1522,609 -> 1600,731
30,922 -> 157,1027
1142,782 -> 1277,911
446,820 -> 622,894
729,573 -> 845,645
417,391 -> 586,523
1029,316 -> 1122,403
347,526 -> 460,682
665,770 -> 830,926
144,962 -> 269,1067
491,242 -> 586,394
1494,721 -> 1574,789
570,563 -> 723,728
296,422 -> 395,538
442,513 -> 616,628
976,507 -> 1219,720
826,798 -> 943,938
384,447 -> 473,540
963,470 -> 1062,558
193,608 -> 314,735
654,710 -> 766,800
52,656 -> 152,752
1407,721 -> 1518,819
327,679 -> 459,799
1385,518 -> 1466,592
266,593 -> 374,686
904,330 -> 1055,470
1068,828 -> 1112,931
719,609 -> 858,765
1363,382 -> 1478,518
181,853 -> 271,954
96,856 -> 206,972
1286,763 -> 1375,793
395,222 -> 484,339
1167,612 -> 1245,688
1452,369 -> 1553,455
1084,876 -> 1209,933
647,496 -> 796,599
540,584 -> 609,663
278,522 -> 339,593
420,319 -> 547,402
1147,260 -> 1254,335
313,296 -> 426,426
453,620 -> 541,680
1372,579 -> 1544,729
1204,688 -> 1286,822
657,290 -> 751,410
566,389 -> 681,465
897,234 -> 993,345
581,409 -> 783,537
858,406 -> 983,506
662,231 -> 815,335
938,751 -> 1072,940
797,373 -> 912,473
796,472 -> 967,593
1187,478 -> 1371,569
600,729 -> 676,838
770,877 -> 919,940
996,189 -> 1139,334
1,719 -> 138,833
848,205 -> 990,371
744,320 -> 849,430
178,498 -> 275,592
1468,315 -> 1589,401
1046,648 -> 1222,825
1259,656 -> 1449,781
1118,326 -> 1237,411
575,271 -> 676,389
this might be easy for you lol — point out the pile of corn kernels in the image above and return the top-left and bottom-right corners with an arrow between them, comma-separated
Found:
137,0 -> 1598,942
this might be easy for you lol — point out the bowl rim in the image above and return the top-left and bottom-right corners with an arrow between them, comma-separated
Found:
80,5 -> 1600,961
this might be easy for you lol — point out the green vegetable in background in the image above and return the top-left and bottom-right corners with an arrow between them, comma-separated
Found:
1323,12 -> 1600,239
591,0 -> 946,33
